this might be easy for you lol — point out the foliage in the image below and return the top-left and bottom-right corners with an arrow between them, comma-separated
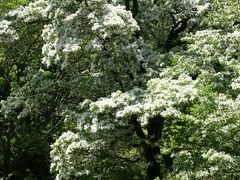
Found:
0,0 -> 29,16
0,0 -> 240,179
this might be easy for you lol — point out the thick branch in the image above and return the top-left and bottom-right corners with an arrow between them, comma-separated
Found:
124,0 -> 139,17
125,0 -> 130,11
144,115 -> 165,180
0,65 -> 11,100
147,115 -> 164,143
130,114 -> 146,139
164,13 -> 190,52
130,114 -> 164,180
132,0 -> 139,17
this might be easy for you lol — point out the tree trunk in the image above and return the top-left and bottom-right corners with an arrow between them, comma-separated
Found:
131,115 -> 164,180
2,135 -> 11,179
144,144 -> 161,180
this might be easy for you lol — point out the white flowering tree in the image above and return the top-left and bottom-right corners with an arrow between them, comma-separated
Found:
1,0 -> 240,179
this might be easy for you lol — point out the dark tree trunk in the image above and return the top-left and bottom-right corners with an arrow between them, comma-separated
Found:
144,144 -> 161,180
131,115 -> 165,180
163,13 -> 190,52
2,133 -> 11,179
132,0 -> 139,17
124,0 -> 139,17
0,64 -> 12,179
125,0 -> 130,11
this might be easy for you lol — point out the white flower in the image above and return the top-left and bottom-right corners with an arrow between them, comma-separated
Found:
90,98 -> 116,113
103,5 -> 125,28
116,103 -> 142,118
202,149 -> 234,163
231,77 -> 240,90
195,170 -> 209,178
63,43 -> 81,53
0,20 -> 19,42
197,3 -> 210,14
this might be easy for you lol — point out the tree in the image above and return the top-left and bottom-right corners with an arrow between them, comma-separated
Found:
0,1 -> 55,179
1,0 -> 240,179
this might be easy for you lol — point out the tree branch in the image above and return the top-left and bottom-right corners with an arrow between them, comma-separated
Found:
164,14 -> 190,52
130,114 -> 146,139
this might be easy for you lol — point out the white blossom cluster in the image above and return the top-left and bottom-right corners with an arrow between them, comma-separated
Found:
50,131 -> 102,179
39,0 -> 139,67
202,0 -> 239,29
0,96 -> 26,119
202,149 -> 234,164
153,2 -> 240,176
78,88 -> 142,133
174,148 -> 236,179
165,0 -> 210,21
50,131 -> 79,176
0,20 -> 19,43
41,24 -> 58,67
200,94 -> 240,144
171,92 -> 240,179
88,4 -> 139,39
141,74 -> 198,123
77,74 -> 198,134
7,0 -> 49,22
163,29 -> 240,96
231,77 -> 240,90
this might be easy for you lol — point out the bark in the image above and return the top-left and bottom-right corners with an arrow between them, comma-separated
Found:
124,0 -> 139,17
164,13 -> 190,52
132,0 -> 139,18
144,143 -> 161,180
131,115 -> 165,180
2,129 -> 11,179
0,63 -> 12,179
125,0 -> 130,11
